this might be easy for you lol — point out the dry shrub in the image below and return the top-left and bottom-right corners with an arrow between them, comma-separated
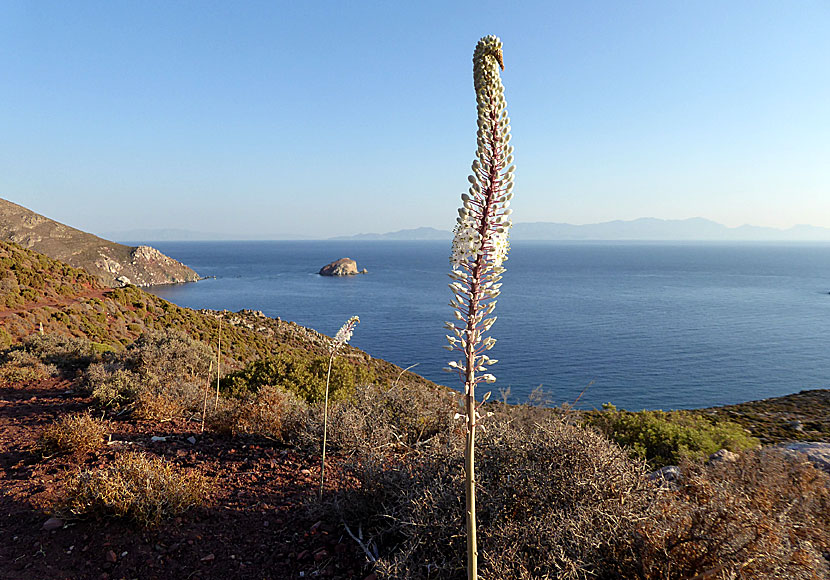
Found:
38,412 -> 109,457
633,448 -> 830,579
85,329 -> 212,419
342,416 -> 651,580
86,365 -> 141,408
134,380 -> 205,421
0,349 -> 55,384
207,385 -> 308,441
300,380 -> 457,454
22,333 -> 100,376
58,451 -> 210,526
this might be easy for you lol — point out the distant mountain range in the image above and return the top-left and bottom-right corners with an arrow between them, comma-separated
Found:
331,218 -> 830,242
101,218 -> 830,243
330,227 -> 450,241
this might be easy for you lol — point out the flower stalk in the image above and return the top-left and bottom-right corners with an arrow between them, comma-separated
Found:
319,315 -> 359,499
445,35 -> 514,580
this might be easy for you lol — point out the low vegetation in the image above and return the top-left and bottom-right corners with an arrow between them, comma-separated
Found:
220,351 -> 375,403
37,412 -> 110,457
584,403 -> 759,468
634,449 -> 830,579
1,243 -> 827,577
58,451 -> 210,526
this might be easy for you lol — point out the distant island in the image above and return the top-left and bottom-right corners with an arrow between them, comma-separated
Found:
330,218 -> 830,242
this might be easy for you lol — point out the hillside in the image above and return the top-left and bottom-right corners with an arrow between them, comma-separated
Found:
0,198 -> 200,287
0,242 -> 826,579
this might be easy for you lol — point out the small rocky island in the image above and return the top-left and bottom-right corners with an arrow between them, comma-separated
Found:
319,257 -> 367,276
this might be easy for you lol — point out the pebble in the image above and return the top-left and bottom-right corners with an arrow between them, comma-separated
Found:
106,550 -> 117,563
187,436 -> 197,444
151,436 -> 167,442
41,517 -> 63,531
201,553 -> 215,562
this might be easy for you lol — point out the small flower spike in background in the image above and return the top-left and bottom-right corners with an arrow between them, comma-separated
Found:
320,315 -> 359,498
444,35 -> 514,580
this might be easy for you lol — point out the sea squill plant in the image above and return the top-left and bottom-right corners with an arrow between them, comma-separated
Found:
444,35 -> 514,580
319,315 -> 360,498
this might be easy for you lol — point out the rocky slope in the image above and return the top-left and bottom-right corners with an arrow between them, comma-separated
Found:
0,198 -> 199,287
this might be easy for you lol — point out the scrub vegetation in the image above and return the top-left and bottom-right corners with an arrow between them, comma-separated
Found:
0,240 -> 827,577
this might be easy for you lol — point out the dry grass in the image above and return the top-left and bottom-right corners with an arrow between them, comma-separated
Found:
207,385 -> 308,441
632,448 -> 830,579
58,451 -> 211,526
340,416 -> 652,580
37,412 -> 109,457
300,379 -> 458,455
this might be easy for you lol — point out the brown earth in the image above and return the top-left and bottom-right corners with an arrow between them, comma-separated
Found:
0,376 -> 372,580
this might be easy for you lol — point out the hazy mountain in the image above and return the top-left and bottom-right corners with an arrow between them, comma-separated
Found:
332,218 -> 830,242
0,198 -> 200,286
331,227 -> 451,241
512,218 -> 830,241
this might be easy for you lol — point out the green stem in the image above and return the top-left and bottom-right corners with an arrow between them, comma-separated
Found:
319,352 -> 334,499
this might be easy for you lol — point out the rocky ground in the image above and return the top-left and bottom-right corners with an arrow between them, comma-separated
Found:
0,376 -> 371,580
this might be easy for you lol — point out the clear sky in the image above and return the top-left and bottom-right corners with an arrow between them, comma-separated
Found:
1,1 -> 828,239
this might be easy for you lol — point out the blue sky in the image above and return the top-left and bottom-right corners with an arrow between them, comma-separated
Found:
1,1 -> 828,238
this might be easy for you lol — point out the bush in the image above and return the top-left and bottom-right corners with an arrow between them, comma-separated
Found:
340,417 -> 652,580
58,451 -> 210,526
21,333 -> 101,376
220,352 -> 374,403
37,412 -> 109,457
300,380 -> 457,454
207,385 -> 308,441
0,349 -> 55,384
632,448 -> 830,579
87,365 -> 141,408
85,329 -> 212,418
584,404 -> 759,468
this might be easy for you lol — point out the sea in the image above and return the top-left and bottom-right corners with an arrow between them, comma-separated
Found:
141,240 -> 830,411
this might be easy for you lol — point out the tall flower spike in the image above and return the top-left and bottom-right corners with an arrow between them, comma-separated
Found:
446,35 -> 514,580
320,315 -> 359,499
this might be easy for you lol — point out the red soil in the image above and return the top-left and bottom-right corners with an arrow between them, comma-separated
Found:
0,377 -> 371,580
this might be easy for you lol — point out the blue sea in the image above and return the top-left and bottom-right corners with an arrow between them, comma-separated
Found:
142,241 -> 830,411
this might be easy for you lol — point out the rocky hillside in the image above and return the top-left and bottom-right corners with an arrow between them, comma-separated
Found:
0,198 -> 199,287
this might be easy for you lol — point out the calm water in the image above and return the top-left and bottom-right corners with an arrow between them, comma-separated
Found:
142,241 -> 830,410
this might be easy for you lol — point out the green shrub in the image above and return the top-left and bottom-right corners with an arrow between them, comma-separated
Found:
0,349 -> 55,384
87,365 -> 142,408
22,333 -> 100,375
220,352 -> 374,403
584,404 -> 759,468
58,451 -> 210,526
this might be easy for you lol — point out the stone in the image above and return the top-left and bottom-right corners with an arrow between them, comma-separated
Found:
200,553 -> 215,562
707,449 -> 739,464
105,550 -> 117,563
319,258 -> 360,277
647,465 -> 682,484
41,517 -> 63,531
783,442 -> 830,474
115,276 -> 132,287
151,436 -> 167,442
187,436 -> 197,444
